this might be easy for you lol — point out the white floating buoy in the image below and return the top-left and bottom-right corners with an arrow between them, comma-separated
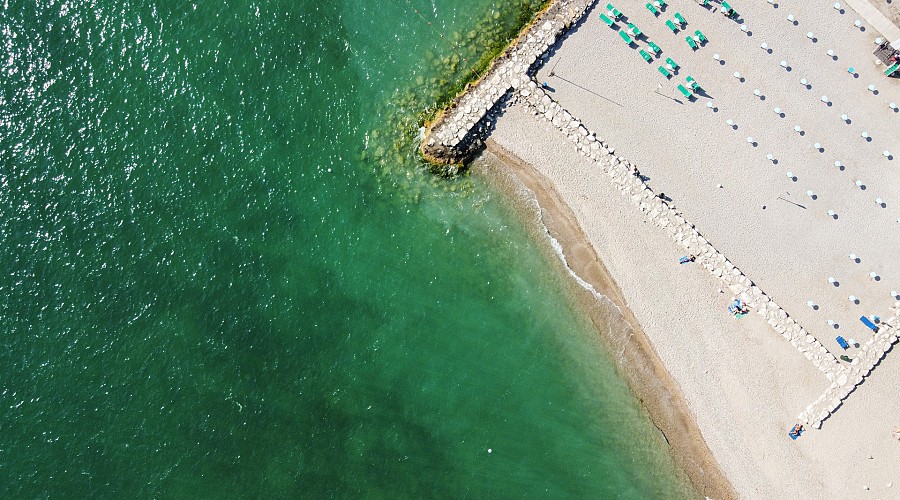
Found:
780,60 -> 788,68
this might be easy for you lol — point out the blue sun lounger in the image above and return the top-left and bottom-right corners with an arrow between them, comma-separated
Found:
860,315 -> 879,332
836,336 -> 850,349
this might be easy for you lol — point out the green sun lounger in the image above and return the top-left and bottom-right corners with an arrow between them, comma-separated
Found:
677,84 -> 692,98
665,57 -> 679,69
647,41 -> 661,55
600,13 -> 614,27
655,0 -> 667,7
885,62 -> 899,77
646,2 -> 659,15
694,29 -> 707,43
665,19 -> 678,33
639,49 -> 653,63
619,29 -> 634,45
674,12 -> 686,25
658,65 -> 672,78
606,2 -> 615,10
612,7 -> 623,19
628,23 -> 642,36
686,76 -> 702,92
685,36 -> 698,50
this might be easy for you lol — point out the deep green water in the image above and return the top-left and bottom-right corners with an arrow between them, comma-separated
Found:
0,1 -> 693,497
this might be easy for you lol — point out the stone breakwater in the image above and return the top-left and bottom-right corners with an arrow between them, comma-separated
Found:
508,82 -> 899,430
420,0 -> 594,165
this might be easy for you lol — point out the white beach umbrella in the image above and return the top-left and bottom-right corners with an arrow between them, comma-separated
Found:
806,190 -> 815,198
807,32 -> 814,39
780,60 -> 788,68
794,125 -> 802,132
746,136 -> 754,144
773,107 -> 781,114
820,95 -> 828,103
890,103 -> 897,110
800,78 -> 809,85
884,150 -> 892,157
787,14 -> 795,22
840,114 -> 849,121
733,71 -> 741,79
827,319 -> 835,326
741,25 -> 748,33
834,161 -> 842,168
713,53 -> 721,61
875,38 -> 883,45
849,295 -> 858,302
807,300 -> 817,308
855,179 -> 864,187
766,153 -> 775,161
706,101 -> 714,109
827,210 -> 836,217
753,89 -> 761,96
833,2 -> 841,9
870,272 -> 878,280
892,291 -> 899,299
760,42 -> 769,50
786,171 -> 795,178
828,276 -> 837,284
876,197 -> 884,205
726,118 -> 735,126
827,49 -> 835,57
854,20 -> 862,28
849,253 -> 857,261
861,131 -> 869,139
814,142 -> 822,150
867,84 -> 877,92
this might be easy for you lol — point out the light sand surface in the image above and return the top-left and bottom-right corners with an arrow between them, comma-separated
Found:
871,0 -> 900,28
537,0 -> 900,363
488,103 -> 900,498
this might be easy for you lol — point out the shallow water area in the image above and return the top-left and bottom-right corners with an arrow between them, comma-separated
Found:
0,1 -> 693,497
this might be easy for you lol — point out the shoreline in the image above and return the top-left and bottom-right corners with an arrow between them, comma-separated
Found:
477,140 -> 735,500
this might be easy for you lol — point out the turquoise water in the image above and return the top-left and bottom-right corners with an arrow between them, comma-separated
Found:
0,1 -> 693,497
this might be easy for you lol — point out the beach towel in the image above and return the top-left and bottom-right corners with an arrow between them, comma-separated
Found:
679,256 -> 692,264
789,428 -> 804,440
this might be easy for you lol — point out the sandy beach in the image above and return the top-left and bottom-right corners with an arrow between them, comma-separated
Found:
466,0 -> 900,497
